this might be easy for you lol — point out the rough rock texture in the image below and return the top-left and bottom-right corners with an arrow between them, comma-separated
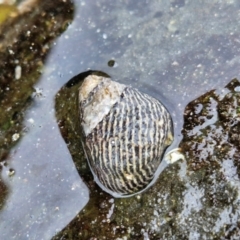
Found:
54,74 -> 240,239
0,0 -> 74,232
0,0 -> 73,162
1,0 -> 240,238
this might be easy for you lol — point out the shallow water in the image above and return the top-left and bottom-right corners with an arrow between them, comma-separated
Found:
55,0 -> 240,145
1,0 -> 240,239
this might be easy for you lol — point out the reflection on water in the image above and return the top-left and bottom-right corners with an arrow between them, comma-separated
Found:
0,0 -> 89,239
53,0 -> 240,239
1,0 -> 240,239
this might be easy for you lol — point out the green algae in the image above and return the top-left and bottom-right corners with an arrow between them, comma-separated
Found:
0,4 -> 18,24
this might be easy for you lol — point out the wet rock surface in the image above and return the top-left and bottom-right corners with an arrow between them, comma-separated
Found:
0,0 -> 73,162
1,0 -> 240,239
179,79 -> 240,239
0,1 -> 89,239
54,75 -> 240,239
0,0 -> 72,206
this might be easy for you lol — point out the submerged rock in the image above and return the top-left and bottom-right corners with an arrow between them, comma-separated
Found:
0,0 -> 75,238
54,77 -> 240,239
0,0 -> 73,162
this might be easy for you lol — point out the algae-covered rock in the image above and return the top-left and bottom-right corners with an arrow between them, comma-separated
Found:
54,76 -> 240,239
0,0 -> 73,162
0,0 -> 74,237
0,4 -> 18,24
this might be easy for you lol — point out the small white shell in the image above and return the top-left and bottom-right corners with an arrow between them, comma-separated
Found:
79,74 -> 173,197
164,148 -> 185,164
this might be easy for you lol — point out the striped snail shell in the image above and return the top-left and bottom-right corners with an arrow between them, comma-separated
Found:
79,73 -> 173,197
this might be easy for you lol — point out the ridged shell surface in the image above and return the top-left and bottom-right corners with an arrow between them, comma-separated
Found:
79,74 -> 173,197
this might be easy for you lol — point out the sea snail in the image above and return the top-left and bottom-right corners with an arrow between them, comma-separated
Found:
79,73 -> 173,197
